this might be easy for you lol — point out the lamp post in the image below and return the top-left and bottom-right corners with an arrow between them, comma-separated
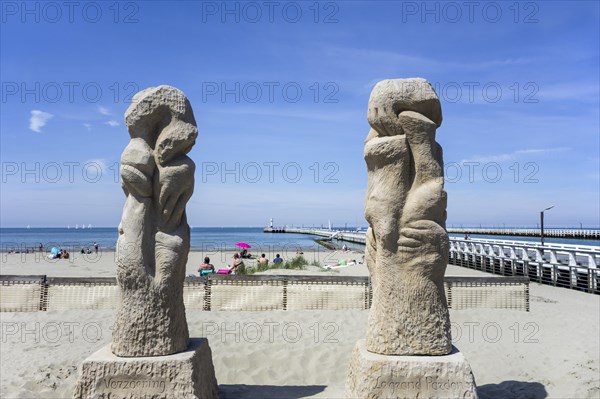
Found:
540,205 -> 555,246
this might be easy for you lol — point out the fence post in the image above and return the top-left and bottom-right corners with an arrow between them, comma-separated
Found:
282,279 -> 288,311
367,277 -> 373,309
446,281 -> 452,309
203,276 -> 211,311
525,281 -> 530,312
39,275 -> 48,311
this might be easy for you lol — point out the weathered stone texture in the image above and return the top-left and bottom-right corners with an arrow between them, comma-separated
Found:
364,78 -> 451,356
346,340 -> 478,399
112,85 -> 197,357
74,339 -> 218,399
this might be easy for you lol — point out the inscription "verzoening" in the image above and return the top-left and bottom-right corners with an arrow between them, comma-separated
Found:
100,377 -> 167,393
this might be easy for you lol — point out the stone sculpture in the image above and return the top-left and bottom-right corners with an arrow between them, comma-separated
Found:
364,78 -> 451,356
346,78 -> 477,398
74,86 -> 218,399
112,85 -> 197,357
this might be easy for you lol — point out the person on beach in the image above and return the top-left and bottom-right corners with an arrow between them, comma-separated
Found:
94,242 -> 99,253
258,254 -> 269,266
273,254 -> 283,264
38,243 -> 43,252
198,257 -> 215,274
230,253 -> 243,274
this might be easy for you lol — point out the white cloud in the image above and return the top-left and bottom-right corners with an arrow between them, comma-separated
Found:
105,120 -> 120,127
83,123 -> 92,132
85,159 -> 108,174
29,110 -> 54,132
98,106 -> 112,116
460,147 -> 570,164
538,83 -> 600,102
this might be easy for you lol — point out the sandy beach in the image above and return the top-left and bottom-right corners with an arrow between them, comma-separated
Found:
0,249 -> 368,278
1,249 -> 599,398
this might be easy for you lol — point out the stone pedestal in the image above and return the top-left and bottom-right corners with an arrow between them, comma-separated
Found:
74,338 -> 218,399
346,339 -> 477,399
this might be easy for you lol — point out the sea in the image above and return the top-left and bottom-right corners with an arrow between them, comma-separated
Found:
1,227 -> 598,253
0,227 -> 331,253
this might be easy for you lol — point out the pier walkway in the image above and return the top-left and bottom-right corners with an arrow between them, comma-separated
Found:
447,227 -> 599,239
264,227 -> 600,294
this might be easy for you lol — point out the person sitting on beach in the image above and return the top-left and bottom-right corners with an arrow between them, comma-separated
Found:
230,253 -> 243,274
240,249 -> 251,259
198,257 -> 215,274
62,250 -> 70,259
273,254 -> 283,264
258,254 -> 269,266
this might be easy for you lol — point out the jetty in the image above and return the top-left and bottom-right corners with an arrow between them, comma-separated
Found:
264,227 -> 366,244
446,227 -> 599,240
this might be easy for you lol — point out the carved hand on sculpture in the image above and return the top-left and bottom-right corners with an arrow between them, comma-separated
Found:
364,79 -> 451,356
364,110 -> 447,275
156,156 -> 195,233
396,111 -> 448,277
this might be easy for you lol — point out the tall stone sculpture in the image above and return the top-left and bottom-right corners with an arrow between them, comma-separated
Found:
74,86 -> 218,399
346,78 -> 477,398
112,85 -> 196,356
364,79 -> 451,356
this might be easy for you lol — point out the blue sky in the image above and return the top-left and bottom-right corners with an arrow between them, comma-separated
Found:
1,1 -> 598,228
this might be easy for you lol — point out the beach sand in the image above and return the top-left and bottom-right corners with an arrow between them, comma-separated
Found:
0,249 -> 367,277
1,250 -> 599,398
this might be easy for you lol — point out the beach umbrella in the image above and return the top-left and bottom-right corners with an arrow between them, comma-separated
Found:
50,247 -> 59,255
236,242 -> 251,249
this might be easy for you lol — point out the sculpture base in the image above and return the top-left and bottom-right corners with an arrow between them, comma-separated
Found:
346,339 -> 477,399
74,338 -> 218,399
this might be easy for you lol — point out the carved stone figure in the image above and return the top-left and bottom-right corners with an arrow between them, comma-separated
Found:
112,85 -> 197,357
363,78 -> 452,356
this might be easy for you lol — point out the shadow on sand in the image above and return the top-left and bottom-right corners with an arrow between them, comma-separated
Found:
478,380 -> 548,399
219,384 -> 327,399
